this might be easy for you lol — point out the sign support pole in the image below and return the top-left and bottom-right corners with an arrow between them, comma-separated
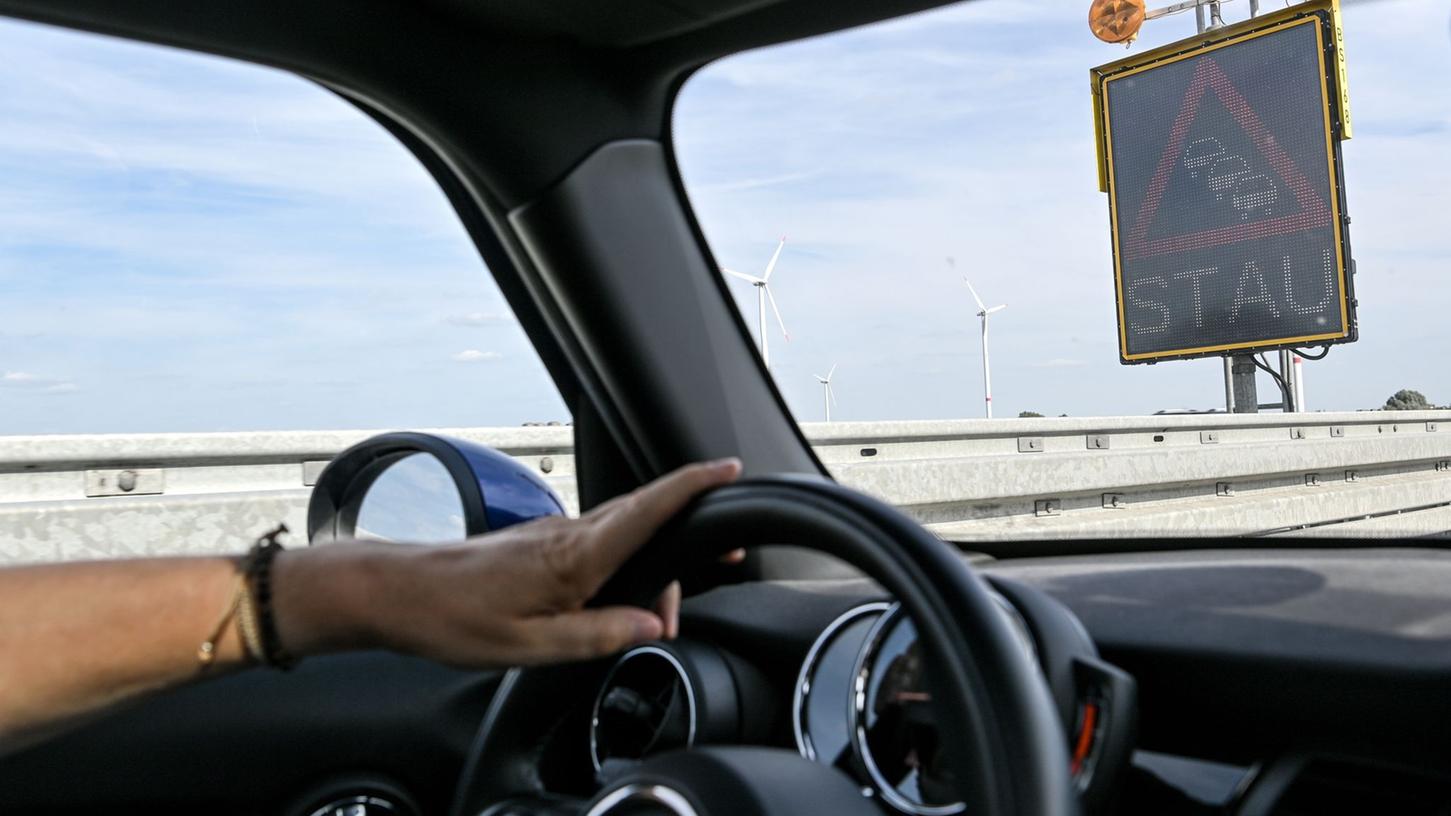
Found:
1294,355 -> 1307,410
1275,349 -> 1307,412
1223,358 -> 1235,412
1278,349 -> 1300,412
1230,355 -> 1258,413
1207,0 -> 1226,30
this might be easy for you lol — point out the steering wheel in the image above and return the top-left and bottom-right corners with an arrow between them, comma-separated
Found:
451,475 -> 1078,816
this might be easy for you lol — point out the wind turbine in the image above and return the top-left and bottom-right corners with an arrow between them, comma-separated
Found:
951,258 -> 1006,418
815,364 -> 837,422
722,237 -> 790,368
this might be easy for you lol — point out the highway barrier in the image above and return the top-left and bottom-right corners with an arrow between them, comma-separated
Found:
4,411 -> 1450,564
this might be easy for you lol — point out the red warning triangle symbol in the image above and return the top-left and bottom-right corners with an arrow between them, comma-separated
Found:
1123,57 -> 1331,261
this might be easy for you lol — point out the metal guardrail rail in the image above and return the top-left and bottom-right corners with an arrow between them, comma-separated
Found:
3,411 -> 1450,564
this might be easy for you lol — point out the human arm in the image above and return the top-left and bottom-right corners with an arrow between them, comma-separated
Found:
0,458 -> 740,753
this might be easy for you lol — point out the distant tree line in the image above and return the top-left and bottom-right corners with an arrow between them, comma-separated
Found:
1382,390 -> 1445,411
1017,391 -> 1442,415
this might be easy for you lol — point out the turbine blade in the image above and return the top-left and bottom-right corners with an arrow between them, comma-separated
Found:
765,284 -> 790,341
763,237 -> 786,282
828,383 -> 837,406
962,276 -> 987,312
986,304 -> 1008,315
826,363 -> 837,381
723,268 -> 764,284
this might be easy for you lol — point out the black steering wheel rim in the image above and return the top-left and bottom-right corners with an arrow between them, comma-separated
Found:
452,474 -> 1077,816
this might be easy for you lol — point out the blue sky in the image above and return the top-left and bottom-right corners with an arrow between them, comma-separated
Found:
0,1 -> 1447,434
0,15 -> 566,432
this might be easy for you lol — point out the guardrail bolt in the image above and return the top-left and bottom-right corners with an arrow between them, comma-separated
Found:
1034,499 -> 1061,517
1429,422 -> 1439,433
1290,428 -> 1306,440
117,470 -> 137,492
1216,482 -> 1234,497
1345,470 -> 1358,482
1200,431 -> 1219,444
1330,426 -> 1345,438
1437,461 -> 1451,473
1305,473 -> 1321,487
1017,437 -> 1044,453
539,456 -> 554,474
1102,493 -> 1125,509
1088,435 -> 1110,450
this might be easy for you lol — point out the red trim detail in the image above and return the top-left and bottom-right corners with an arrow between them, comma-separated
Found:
1071,702 -> 1099,776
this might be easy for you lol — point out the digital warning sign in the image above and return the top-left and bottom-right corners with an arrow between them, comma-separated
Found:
1092,7 -> 1356,363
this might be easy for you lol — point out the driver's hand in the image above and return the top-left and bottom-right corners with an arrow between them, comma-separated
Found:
274,458 -> 742,668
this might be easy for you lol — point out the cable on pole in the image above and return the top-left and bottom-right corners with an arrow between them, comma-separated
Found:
1253,353 -> 1292,406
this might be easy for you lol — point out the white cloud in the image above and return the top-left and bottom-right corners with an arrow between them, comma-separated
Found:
451,349 -> 502,363
445,312 -> 509,327
695,171 -> 821,194
2,371 -> 78,393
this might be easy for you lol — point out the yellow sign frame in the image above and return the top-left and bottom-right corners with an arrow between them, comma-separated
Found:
1091,2 -> 1355,363
1093,0 -> 1351,194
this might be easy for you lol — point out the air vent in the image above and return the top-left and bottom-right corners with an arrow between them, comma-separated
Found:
287,776 -> 419,816
590,647 -> 697,774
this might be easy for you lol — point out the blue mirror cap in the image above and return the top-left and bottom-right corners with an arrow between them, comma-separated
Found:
444,436 -> 566,531
308,431 -> 564,544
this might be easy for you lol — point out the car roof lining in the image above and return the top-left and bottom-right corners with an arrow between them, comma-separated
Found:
422,0 -> 785,48
423,0 -> 959,51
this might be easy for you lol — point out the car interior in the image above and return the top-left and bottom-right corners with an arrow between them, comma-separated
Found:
1,1 -> 1449,815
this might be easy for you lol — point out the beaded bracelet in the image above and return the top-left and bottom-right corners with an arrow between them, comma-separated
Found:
243,523 -> 297,670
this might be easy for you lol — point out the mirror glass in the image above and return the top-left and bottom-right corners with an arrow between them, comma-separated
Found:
355,452 -> 467,543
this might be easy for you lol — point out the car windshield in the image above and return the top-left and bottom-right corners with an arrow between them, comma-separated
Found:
674,0 -> 1451,542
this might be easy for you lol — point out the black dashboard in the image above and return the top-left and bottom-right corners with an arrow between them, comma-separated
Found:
4,547 -> 1451,815
989,547 -> 1451,814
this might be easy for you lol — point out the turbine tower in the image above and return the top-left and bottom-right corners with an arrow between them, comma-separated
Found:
815,364 -> 837,422
951,258 -> 1006,418
722,237 -> 790,368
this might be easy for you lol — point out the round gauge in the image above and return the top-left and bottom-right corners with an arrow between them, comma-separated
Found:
851,605 -> 965,816
850,598 -> 1039,815
793,602 -> 891,765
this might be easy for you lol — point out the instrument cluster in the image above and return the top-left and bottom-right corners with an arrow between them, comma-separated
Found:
588,582 -> 1135,815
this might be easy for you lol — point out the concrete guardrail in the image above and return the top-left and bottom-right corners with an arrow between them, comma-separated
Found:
3,411 -> 1450,564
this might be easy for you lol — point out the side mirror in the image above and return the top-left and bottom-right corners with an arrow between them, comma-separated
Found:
307,432 -> 565,544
